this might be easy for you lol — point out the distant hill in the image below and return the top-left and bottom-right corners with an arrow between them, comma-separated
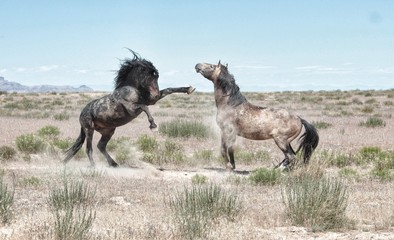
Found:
0,76 -> 94,93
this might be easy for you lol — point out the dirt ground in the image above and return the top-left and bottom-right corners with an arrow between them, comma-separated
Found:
0,90 -> 393,239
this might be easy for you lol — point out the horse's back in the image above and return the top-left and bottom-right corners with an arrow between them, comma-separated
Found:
220,103 -> 302,140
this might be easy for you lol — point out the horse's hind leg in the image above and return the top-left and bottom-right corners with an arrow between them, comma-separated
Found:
274,138 -> 296,169
97,129 -> 118,167
85,128 -> 95,167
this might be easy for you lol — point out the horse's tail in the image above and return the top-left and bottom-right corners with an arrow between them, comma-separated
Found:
64,128 -> 85,163
296,118 -> 319,164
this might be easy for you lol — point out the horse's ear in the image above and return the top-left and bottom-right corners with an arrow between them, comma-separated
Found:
225,63 -> 228,68
217,60 -> 221,68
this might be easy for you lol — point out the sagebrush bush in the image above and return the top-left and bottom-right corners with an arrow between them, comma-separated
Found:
38,125 -> 60,139
16,133 -> 45,154
0,173 -> 14,223
159,119 -> 211,138
359,117 -> 386,128
49,178 -> 96,239
136,134 -> 159,153
167,184 -> 241,239
49,179 -> 97,210
282,176 -> 349,231
191,174 -> 208,185
0,146 -> 17,161
248,168 -> 281,186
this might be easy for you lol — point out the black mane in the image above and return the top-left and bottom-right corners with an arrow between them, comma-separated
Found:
114,50 -> 159,90
218,65 -> 247,106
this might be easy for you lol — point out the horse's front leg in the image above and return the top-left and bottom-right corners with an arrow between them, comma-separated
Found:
139,105 -> 157,129
159,86 -> 195,99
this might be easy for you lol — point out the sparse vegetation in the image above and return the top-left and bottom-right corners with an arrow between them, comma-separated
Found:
0,146 -> 17,161
15,133 -> 45,154
167,184 -> 241,239
49,178 -> 97,239
0,173 -> 14,224
282,176 -> 349,231
159,119 -> 211,138
359,117 -> 386,128
248,167 -> 282,186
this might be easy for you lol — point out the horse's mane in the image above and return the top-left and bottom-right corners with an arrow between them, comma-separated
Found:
217,65 -> 247,106
114,50 -> 159,89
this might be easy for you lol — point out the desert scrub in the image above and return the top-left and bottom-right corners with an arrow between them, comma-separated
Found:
15,133 -> 45,154
0,173 -> 15,224
136,134 -> 159,153
38,125 -> 61,139
0,146 -> 16,161
159,119 -> 211,138
235,150 -> 270,164
359,117 -> 386,128
142,140 -> 186,166
49,178 -> 97,210
311,121 -> 332,130
191,174 -> 208,185
248,167 -> 282,186
53,111 -> 70,121
167,184 -> 241,239
282,176 -> 349,231
49,178 -> 96,239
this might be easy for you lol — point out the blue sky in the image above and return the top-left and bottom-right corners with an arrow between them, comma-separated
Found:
1,1 -> 393,92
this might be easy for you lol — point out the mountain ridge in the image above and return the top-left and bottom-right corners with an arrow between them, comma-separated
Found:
0,76 -> 94,93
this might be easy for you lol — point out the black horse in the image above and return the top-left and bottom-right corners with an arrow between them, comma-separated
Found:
64,51 -> 195,167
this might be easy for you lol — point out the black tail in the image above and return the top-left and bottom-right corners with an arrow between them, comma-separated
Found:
64,128 -> 86,163
296,118 -> 319,164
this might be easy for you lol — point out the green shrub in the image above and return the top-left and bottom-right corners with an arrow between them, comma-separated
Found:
167,184 -> 241,239
235,150 -> 270,164
248,168 -> 281,186
16,134 -> 45,154
282,176 -> 349,231
191,174 -> 208,185
312,121 -> 332,130
0,174 -> 14,223
53,204 -> 96,240
358,146 -> 382,163
193,150 -> 216,161
53,112 -> 70,121
0,146 -> 17,161
49,178 -> 96,239
339,167 -> 359,179
159,119 -> 211,138
19,176 -> 41,187
136,134 -> 158,153
359,117 -> 386,128
142,140 -> 186,165
49,179 -> 96,210
38,125 -> 60,139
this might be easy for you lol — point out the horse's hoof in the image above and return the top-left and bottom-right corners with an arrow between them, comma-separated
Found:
109,162 -> 119,168
187,86 -> 196,94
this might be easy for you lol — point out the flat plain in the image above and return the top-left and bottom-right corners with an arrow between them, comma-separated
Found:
0,89 -> 393,239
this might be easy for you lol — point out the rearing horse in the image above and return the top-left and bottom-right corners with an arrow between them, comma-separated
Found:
195,61 -> 319,170
64,51 -> 195,167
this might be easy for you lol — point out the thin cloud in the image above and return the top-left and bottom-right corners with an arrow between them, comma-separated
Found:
35,65 -> 59,72
162,70 -> 180,76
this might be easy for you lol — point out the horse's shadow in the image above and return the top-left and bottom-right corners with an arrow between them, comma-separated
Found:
203,167 -> 251,175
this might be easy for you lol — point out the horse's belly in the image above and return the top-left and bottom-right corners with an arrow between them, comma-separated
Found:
238,130 -> 272,140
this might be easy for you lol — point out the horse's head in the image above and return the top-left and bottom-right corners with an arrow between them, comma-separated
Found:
196,61 -> 246,106
195,61 -> 223,82
115,50 -> 160,104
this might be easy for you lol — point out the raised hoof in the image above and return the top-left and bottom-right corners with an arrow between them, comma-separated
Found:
187,86 -> 196,94
149,123 -> 158,129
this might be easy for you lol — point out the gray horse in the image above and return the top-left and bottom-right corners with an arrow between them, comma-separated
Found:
195,61 -> 318,170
